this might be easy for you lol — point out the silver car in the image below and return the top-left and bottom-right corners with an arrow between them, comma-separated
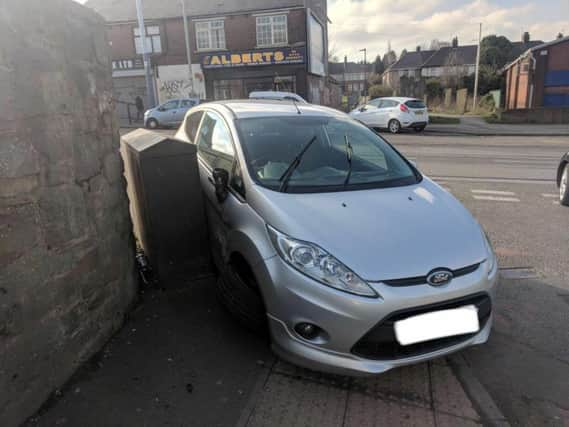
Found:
175,100 -> 498,376
144,98 -> 199,129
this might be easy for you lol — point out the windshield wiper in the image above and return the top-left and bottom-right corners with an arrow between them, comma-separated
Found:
279,135 -> 317,192
343,134 -> 353,187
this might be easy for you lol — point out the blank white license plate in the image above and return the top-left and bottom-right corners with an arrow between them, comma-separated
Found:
394,305 -> 479,346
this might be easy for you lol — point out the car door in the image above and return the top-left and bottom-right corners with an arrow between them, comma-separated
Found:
381,100 -> 399,126
158,99 -> 181,125
357,99 -> 382,127
177,99 -> 196,123
195,110 -> 236,261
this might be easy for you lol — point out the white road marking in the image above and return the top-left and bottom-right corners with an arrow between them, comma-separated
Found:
431,176 -> 554,185
472,195 -> 520,202
492,159 -> 554,164
471,189 -> 516,196
541,193 -> 558,198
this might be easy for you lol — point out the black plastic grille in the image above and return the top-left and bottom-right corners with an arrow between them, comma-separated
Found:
381,263 -> 481,287
351,293 -> 491,360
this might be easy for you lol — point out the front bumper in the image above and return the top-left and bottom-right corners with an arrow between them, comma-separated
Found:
254,255 -> 498,376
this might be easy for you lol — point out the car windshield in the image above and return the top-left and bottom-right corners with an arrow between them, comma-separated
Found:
405,100 -> 426,109
236,116 -> 419,193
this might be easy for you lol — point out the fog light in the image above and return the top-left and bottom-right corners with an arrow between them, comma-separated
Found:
295,322 -> 321,340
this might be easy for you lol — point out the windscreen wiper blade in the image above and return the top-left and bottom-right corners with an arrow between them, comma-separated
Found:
278,135 -> 317,192
343,134 -> 353,187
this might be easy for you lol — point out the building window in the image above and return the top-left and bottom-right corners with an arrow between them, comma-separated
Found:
134,26 -> 162,54
195,20 -> 226,50
256,15 -> 288,47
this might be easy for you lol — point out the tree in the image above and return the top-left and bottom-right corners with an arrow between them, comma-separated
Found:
425,79 -> 442,98
373,55 -> 384,75
368,84 -> 392,98
400,49 -> 408,58
558,32 -> 564,39
480,35 -> 513,69
522,31 -> 530,44
328,44 -> 339,62
382,50 -> 397,69
452,36 -> 459,48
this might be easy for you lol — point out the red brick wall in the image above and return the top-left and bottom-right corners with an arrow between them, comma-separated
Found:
107,23 -> 136,59
107,9 -> 308,65
190,9 -> 306,53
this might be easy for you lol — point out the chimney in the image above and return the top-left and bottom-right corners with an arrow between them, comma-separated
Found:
416,45 -> 421,52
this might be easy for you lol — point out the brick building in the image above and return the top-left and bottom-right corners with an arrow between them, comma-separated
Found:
504,36 -> 569,109
86,0 -> 333,110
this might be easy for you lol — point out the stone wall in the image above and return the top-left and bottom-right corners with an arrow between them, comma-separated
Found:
0,1 -> 136,425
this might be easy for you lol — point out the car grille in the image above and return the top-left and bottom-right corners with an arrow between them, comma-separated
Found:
351,293 -> 491,360
381,263 -> 481,287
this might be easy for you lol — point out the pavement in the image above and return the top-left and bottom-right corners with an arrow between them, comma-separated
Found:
426,116 -> 569,136
25,130 -> 568,427
24,274 -> 499,427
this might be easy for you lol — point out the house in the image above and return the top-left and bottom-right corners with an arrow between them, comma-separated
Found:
503,36 -> 569,110
85,0 -> 331,110
420,45 -> 478,83
329,61 -> 373,96
382,49 -> 436,96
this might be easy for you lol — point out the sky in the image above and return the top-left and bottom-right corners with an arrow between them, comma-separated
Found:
328,0 -> 569,61
74,0 -> 568,62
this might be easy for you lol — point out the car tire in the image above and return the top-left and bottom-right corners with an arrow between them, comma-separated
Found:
146,118 -> 159,129
388,119 -> 401,134
560,163 -> 569,206
216,259 -> 268,334
413,126 -> 425,132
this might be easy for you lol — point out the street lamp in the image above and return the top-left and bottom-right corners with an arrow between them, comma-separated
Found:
180,0 -> 195,97
359,48 -> 367,102
135,0 -> 157,108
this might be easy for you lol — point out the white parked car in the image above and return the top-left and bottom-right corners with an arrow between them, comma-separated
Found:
349,97 -> 429,133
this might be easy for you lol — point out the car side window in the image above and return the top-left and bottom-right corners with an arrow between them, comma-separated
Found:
161,100 -> 179,110
185,111 -> 204,143
376,100 -> 386,109
368,99 -> 381,108
385,100 -> 397,108
196,111 -> 235,170
180,99 -> 196,108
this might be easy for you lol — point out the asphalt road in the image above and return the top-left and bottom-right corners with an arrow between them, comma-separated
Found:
386,132 -> 569,427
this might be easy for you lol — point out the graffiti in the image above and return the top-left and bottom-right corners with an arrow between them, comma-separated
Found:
159,79 -> 192,99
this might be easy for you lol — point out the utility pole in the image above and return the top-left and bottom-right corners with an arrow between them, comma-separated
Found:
135,0 -> 156,108
180,0 -> 195,97
473,22 -> 482,112
359,48 -> 367,102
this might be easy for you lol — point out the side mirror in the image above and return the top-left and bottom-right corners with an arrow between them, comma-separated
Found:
212,168 -> 229,203
359,106 -> 367,112
157,107 -> 165,112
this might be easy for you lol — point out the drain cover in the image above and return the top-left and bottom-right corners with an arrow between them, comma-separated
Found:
499,267 -> 538,280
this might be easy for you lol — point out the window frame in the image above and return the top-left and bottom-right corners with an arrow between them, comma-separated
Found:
185,111 -> 205,144
195,19 -> 226,51
195,110 -> 236,171
256,14 -> 288,47
133,25 -> 162,54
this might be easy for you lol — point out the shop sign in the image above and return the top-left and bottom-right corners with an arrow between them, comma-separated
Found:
202,47 -> 306,69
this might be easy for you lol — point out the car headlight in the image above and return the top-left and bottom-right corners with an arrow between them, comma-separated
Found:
267,225 -> 378,298
482,231 -> 497,275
